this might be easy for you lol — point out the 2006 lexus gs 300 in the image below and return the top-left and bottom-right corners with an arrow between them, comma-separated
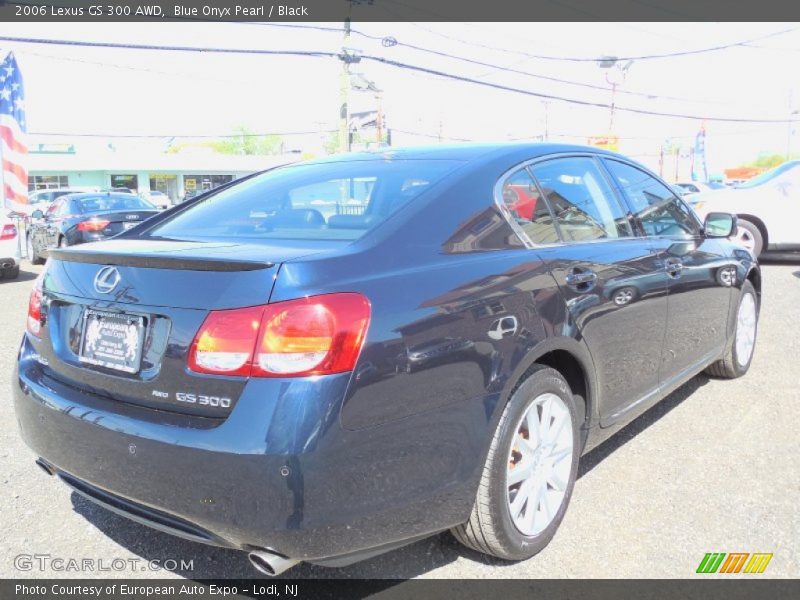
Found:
14,144 -> 760,575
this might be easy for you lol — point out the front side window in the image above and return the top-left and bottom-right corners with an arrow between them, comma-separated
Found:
499,167 -> 559,245
530,157 -> 632,242
604,160 -> 701,239
148,159 -> 461,242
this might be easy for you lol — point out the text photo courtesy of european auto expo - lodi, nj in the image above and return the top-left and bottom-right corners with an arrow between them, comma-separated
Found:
0,2 -> 798,600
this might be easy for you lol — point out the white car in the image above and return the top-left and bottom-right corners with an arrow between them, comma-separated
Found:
0,211 -> 22,280
673,181 -> 725,196
141,190 -> 171,210
688,160 -> 800,257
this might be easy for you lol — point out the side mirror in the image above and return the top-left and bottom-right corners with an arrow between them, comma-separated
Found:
704,212 -> 737,238
31,209 -> 44,220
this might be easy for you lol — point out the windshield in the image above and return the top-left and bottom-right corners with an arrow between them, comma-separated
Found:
147,159 -> 462,242
76,195 -> 156,213
738,161 -> 800,188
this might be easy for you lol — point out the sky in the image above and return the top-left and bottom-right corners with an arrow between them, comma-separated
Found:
1,21 -> 799,177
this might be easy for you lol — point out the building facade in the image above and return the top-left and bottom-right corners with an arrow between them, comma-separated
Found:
26,139 -> 300,204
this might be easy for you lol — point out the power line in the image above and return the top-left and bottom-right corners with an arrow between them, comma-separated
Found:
363,55 -> 800,124
29,130 -> 336,138
234,21 -> 778,106
3,35 -> 799,124
0,35 -> 338,58
388,21 -> 799,62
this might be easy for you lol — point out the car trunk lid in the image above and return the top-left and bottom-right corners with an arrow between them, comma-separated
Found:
35,238 -> 329,417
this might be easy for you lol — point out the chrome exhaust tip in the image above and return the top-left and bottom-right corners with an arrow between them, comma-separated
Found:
247,550 -> 300,577
35,458 -> 55,476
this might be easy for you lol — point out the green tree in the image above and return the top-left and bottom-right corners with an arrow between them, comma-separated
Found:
208,127 -> 283,155
746,153 -> 799,169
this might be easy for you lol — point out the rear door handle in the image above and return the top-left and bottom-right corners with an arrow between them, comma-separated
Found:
565,269 -> 598,288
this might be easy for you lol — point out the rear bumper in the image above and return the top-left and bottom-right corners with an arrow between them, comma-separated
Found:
13,335 -> 485,564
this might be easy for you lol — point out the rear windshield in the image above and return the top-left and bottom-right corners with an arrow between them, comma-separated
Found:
147,159 -> 462,242
75,195 -> 155,213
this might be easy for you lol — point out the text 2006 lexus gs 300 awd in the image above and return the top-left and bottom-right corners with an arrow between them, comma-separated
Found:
14,144 -> 760,575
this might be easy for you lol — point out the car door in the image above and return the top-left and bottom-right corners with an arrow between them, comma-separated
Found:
757,163 -> 800,246
525,155 -> 670,424
43,198 -> 66,248
602,159 -> 735,386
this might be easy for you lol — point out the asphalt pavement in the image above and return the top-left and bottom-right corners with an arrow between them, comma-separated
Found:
1,261 -> 798,579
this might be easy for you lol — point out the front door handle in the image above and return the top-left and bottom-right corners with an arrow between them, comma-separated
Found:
565,269 -> 598,289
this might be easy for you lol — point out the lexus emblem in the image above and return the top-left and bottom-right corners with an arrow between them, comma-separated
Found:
94,266 -> 121,294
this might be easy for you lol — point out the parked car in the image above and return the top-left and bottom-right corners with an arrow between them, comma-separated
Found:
689,160 -> 800,256
26,192 -> 159,263
673,181 -> 725,196
23,188 -> 89,217
142,190 -> 171,210
14,144 -> 759,576
0,211 -> 21,279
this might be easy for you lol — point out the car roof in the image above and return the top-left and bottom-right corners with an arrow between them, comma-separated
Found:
302,142 -> 629,165
59,192 -> 141,200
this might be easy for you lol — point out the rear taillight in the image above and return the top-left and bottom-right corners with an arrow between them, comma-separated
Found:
77,219 -> 110,232
188,293 -> 370,378
0,224 -> 17,240
27,276 -> 43,337
188,305 -> 263,376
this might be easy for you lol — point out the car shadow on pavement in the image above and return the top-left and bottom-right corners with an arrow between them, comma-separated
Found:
69,490 -> 480,580
69,374 -> 714,581
577,374 -> 710,478
1,267 -> 39,283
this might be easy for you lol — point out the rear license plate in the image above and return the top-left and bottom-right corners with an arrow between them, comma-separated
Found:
79,309 -> 145,373
122,222 -> 139,230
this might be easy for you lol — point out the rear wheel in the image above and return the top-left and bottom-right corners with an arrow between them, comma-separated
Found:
451,366 -> 580,560
706,280 -> 758,379
734,219 -> 763,257
2,266 -> 20,280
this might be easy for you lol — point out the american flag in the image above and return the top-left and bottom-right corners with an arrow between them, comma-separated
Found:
0,52 -> 28,209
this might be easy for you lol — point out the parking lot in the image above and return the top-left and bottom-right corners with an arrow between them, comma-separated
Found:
1,260 -> 798,580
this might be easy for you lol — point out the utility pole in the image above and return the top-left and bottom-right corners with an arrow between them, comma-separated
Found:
338,17 -> 352,154
376,93 -> 383,145
542,101 -> 549,141
786,89 -> 796,161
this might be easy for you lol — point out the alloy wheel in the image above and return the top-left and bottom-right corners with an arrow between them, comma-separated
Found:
735,292 -> 757,367
506,392 -> 573,536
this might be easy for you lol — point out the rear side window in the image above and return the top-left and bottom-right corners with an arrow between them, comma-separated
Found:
499,167 -> 559,245
604,160 -> 701,239
530,157 -> 632,242
148,159 -> 461,242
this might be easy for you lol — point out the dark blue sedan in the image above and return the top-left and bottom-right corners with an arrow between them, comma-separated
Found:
27,192 -> 159,264
14,144 -> 760,575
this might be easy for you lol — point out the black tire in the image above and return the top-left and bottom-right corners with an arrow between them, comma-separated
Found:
28,235 -> 44,265
736,219 -> 763,258
58,236 -> 68,248
706,280 -> 758,379
2,266 -> 20,280
451,365 -> 580,560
